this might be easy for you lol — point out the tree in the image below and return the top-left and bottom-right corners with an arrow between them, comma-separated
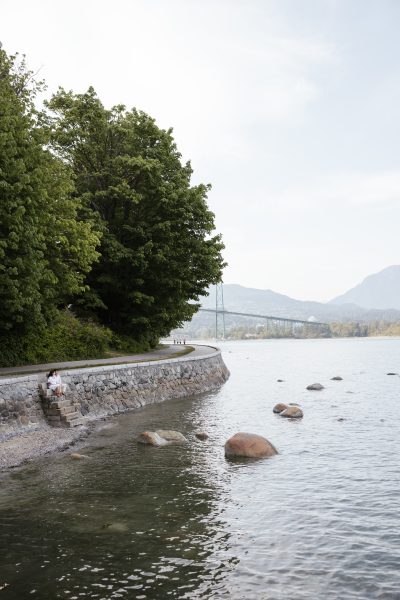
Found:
47,88 -> 225,346
0,49 -> 101,336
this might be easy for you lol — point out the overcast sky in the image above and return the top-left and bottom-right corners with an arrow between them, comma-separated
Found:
2,0 -> 400,301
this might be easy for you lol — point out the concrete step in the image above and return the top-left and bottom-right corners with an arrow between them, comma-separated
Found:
63,417 -> 85,428
49,399 -> 74,410
61,412 -> 80,422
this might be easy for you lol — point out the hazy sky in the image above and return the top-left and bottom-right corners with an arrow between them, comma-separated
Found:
2,0 -> 400,301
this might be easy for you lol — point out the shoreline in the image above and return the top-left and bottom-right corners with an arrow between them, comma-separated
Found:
0,422 -> 93,472
0,345 -> 229,473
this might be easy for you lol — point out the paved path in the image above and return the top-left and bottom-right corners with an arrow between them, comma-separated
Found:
0,344 -> 217,378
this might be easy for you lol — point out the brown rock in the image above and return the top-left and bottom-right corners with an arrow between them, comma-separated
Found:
280,406 -> 303,419
155,430 -> 188,444
137,431 -> 169,446
306,383 -> 324,390
70,453 -> 90,460
273,403 -> 288,414
195,432 -> 209,441
224,432 -> 278,459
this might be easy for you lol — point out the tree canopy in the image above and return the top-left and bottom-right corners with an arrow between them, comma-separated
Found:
47,88 -> 225,346
0,49 -> 101,337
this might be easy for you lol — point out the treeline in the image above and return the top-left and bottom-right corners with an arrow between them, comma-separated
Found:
227,321 -> 400,339
0,48 -> 225,366
174,320 -> 400,340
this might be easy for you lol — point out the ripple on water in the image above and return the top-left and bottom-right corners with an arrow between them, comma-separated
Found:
1,338 -> 400,599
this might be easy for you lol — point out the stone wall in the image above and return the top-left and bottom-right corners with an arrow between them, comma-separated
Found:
0,348 -> 229,439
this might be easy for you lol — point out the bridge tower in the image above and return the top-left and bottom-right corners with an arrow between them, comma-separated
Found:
215,282 -> 226,340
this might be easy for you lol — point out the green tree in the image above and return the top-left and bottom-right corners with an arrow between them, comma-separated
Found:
0,49 -> 100,336
47,88 -> 225,346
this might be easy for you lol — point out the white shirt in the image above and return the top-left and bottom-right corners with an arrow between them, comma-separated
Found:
48,374 -> 61,389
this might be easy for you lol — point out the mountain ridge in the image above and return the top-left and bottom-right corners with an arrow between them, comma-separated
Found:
329,265 -> 400,310
200,267 -> 400,322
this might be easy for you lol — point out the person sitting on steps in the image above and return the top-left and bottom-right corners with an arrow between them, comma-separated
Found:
47,369 -> 64,397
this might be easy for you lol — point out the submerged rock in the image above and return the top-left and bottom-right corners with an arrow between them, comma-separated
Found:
306,383 -> 324,390
70,453 -> 90,460
387,372 -> 397,376
102,522 -> 128,532
273,403 -> 288,414
331,376 -> 343,381
277,379 -> 284,382
155,430 -> 188,444
280,406 -> 303,419
195,432 -> 209,441
137,431 -> 169,446
224,432 -> 278,459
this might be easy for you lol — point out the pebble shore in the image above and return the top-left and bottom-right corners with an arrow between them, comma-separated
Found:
0,425 -> 92,471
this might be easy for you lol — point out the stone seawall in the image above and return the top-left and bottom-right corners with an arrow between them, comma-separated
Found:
0,347 -> 230,439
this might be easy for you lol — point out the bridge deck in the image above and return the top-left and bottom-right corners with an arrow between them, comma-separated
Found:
199,308 -> 326,326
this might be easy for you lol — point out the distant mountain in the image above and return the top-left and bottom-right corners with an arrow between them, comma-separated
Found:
172,279 -> 400,338
200,282 -> 400,323
329,265 -> 400,310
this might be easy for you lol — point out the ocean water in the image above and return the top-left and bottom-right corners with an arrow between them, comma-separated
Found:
0,338 -> 399,599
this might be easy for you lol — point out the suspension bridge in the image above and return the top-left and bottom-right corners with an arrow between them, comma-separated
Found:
198,284 -> 328,339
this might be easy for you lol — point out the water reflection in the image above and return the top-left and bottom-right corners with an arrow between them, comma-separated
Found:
1,338 -> 400,599
0,396 -> 239,598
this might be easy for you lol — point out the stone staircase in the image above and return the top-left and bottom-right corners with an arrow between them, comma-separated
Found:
39,384 -> 84,428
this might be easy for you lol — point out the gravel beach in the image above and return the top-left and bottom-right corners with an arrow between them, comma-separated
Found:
0,425 -> 92,471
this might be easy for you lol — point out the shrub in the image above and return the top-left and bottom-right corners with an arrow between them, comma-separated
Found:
0,310 -> 113,367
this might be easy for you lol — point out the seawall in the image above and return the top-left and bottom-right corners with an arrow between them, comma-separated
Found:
0,347 -> 230,439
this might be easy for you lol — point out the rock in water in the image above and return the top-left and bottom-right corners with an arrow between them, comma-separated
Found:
387,372 -> 397,376
137,431 -> 169,446
224,432 -> 278,458
280,406 -> 303,419
331,376 -> 343,381
273,403 -> 288,414
195,432 -> 209,440
102,522 -> 128,532
70,453 -> 90,460
277,379 -> 284,382
155,430 -> 188,444
306,383 -> 324,390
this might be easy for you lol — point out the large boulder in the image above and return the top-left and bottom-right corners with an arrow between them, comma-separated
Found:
137,431 -> 169,446
273,403 -> 288,414
155,430 -> 188,444
280,406 -> 303,419
306,383 -> 324,390
224,432 -> 278,459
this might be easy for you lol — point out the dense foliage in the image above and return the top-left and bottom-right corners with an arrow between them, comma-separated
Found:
0,310 -> 113,367
0,49 -> 100,338
46,89 -> 225,347
0,48 -> 225,365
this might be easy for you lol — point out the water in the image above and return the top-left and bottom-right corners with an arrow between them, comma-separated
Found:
1,338 -> 400,599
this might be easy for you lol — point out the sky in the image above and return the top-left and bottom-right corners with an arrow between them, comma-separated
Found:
2,0 -> 400,301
